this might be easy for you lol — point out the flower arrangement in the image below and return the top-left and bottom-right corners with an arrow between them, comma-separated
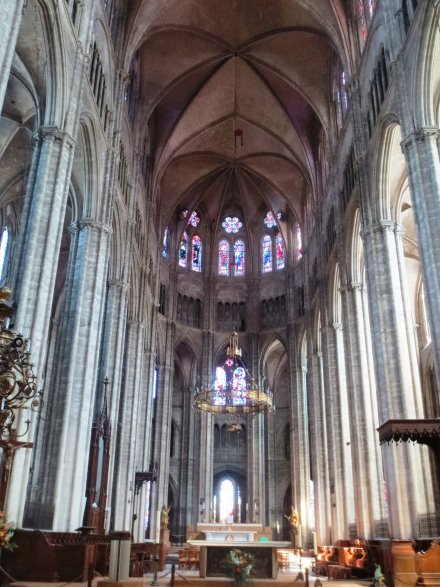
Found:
0,510 -> 16,552
225,548 -> 255,585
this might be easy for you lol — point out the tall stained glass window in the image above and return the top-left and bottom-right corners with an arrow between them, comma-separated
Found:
276,232 -> 285,270
179,231 -> 188,267
263,211 -> 277,229
162,225 -> 169,258
262,235 -> 272,273
218,240 -> 230,276
295,224 -> 303,261
191,235 -> 202,272
0,227 -> 9,281
234,240 -> 245,276
359,0 -> 367,41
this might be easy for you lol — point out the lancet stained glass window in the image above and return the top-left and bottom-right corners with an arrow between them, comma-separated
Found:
191,235 -> 202,272
162,225 -> 169,257
276,233 -> 285,270
359,0 -> 367,40
179,231 -> 188,267
263,211 -> 277,229
218,240 -> 230,276
234,240 -> 245,276
295,225 -> 303,261
222,216 -> 242,234
262,235 -> 272,273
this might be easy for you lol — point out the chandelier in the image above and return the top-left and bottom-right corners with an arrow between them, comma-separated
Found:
194,332 -> 273,415
0,288 -> 42,438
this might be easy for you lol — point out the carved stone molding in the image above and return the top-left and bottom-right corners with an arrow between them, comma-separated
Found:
70,219 -> 112,235
401,127 -> 440,153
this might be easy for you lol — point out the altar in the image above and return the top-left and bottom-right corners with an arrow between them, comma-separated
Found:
188,540 -> 291,579
196,522 -> 263,543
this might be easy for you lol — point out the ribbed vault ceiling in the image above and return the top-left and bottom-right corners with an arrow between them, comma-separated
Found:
125,0 -> 349,229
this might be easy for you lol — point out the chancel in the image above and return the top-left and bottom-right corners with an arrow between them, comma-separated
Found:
0,0 -> 439,586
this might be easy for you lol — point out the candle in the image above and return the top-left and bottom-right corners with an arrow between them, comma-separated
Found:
156,510 -> 161,542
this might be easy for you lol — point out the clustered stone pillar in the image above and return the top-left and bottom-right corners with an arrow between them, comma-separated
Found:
339,282 -> 385,538
307,349 -> 331,544
402,128 -> 440,393
321,322 -> 355,540
362,220 -> 433,538
0,0 -> 25,112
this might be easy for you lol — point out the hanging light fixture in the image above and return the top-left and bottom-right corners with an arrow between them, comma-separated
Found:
194,332 -> 273,415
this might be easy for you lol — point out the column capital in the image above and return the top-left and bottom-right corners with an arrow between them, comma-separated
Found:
401,127 -> 440,153
361,219 -> 401,238
108,278 -> 129,291
33,126 -> 76,149
71,218 -> 112,235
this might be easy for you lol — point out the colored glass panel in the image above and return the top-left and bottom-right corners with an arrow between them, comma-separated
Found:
276,233 -> 285,270
296,225 -> 303,261
232,366 -> 246,406
179,231 -> 188,267
262,235 -> 272,272
222,216 -> 242,233
191,235 -> 202,272
162,225 -> 169,257
234,240 -> 245,276
359,0 -> 367,40
218,240 -> 230,276
263,211 -> 277,228
188,210 -> 200,227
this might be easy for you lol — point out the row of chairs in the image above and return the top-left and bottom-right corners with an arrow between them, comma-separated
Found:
178,548 -> 200,570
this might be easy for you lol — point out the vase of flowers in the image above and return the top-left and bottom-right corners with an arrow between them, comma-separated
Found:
225,548 -> 255,585
0,510 -> 16,553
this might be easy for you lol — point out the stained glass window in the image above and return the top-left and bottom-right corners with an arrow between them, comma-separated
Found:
0,227 -> 8,281
179,231 -> 188,267
359,0 -> 367,40
191,235 -> 202,272
263,211 -> 277,228
262,235 -> 272,273
218,240 -> 230,276
222,216 -> 242,234
295,225 -> 303,261
162,225 -> 169,257
276,232 -> 285,270
187,211 -> 200,228
232,366 -> 246,406
234,240 -> 245,276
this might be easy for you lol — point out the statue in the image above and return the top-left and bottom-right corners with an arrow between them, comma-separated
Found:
372,563 -> 386,587
161,504 -> 170,530
285,505 -> 299,528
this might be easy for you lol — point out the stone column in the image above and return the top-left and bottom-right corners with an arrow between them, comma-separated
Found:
0,0 -> 25,113
21,219 -> 111,530
339,282 -> 385,538
362,220 -> 433,538
151,343 -> 174,536
110,318 -> 146,533
307,351 -> 331,544
321,322 -> 355,541
7,1 -> 94,524
401,127 -> 440,393
99,278 -> 129,532
247,412 -> 264,525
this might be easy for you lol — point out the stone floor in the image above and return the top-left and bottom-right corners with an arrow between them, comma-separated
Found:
10,555 -> 372,587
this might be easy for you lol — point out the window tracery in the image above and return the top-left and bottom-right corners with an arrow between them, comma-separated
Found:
222,216 -> 242,234
187,211 -> 200,228
263,211 -> 277,229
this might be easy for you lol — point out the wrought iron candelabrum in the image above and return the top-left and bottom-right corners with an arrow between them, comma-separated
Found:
0,288 -> 42,438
